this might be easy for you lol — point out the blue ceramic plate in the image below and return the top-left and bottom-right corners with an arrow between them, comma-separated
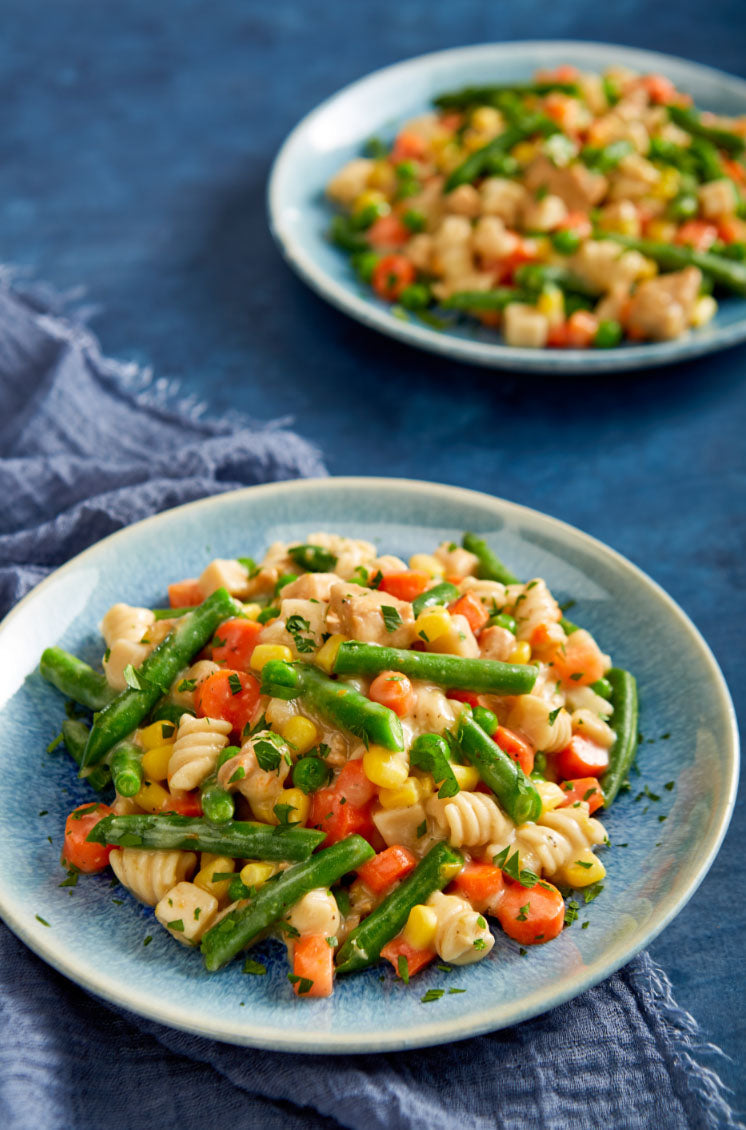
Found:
268,41 -> 746,374
0,479 -> 738,1051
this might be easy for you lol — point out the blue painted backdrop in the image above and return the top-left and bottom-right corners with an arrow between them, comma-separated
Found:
1,0 -> 744,1109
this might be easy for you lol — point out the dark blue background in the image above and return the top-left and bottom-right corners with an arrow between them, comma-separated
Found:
1,0 -> 744,1111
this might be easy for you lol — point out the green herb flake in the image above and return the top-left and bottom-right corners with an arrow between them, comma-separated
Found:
325,936 -> 337,948
421,989 -> 445,1003
448,988 -> 466,994
548,707 -> 561,726
229,766 -> 246,784
35,915 -> 51,927
437,964 -> 452,973
583,883 -> 604,904
564,900 -> 580,926
143,935 -> 152,946
416,820 -> 427,838
177,678 -> 197,693
381,605 -> 403,633
574,859 -> 593,869
397,954 -> 410,983
569,672 -> 584,681
46,732 -> 64,754
658,814 -> 667,823
168,919 -> 185,932
519,947 -> 527,957
59,869 -> 79,888
664,781 -> 675,791
228,673 -> 243,696
473,938 -> 487,950
123,664 -> 144,691
516,903 -> 530,922
254,738 -> 284,773
287,974 -> 314,994
243,958 -> 267,975
112,898 -> 124,906
39,810 -> 48,817
582,920 -> 590,929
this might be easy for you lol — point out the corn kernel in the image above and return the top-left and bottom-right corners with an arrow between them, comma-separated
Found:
440,859 -> 465,882
378,777 -> 422,809
250,643 -> 293,672
645,219 -> 677,243
240,861 -> 280,888
135,781 -> 171,814
636,257 -> 658,280
560,850 -> 606,888
409,553 -> 445,578
354,188 -> 388,213
471,106 -> 502,134
508,640 -> 532,664
534,779 -> 566,814
415,607 -> 452,644
279,715 -> 319,754
280,787 -> 310,826
194,855 -> 235,902
251,796 -> 279,824
537,285 -> 565,328
363,746 -> 409,789
691,295 -> 717,328
240,602 -> 263,621
512,141 -> 539,164
368,160 -> 396,192
451,764 -> 480,790
138,720 -> 176,750
141,744 -> 173,783
403,904 -> 439,950
651,167 -> 680,200
315,633 -> 346,675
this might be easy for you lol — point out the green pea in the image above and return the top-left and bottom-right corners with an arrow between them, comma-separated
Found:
403,209 -> 426,233
489,612 -> 517,634
399,283 -> 432,310
590,677 -> 613,700
472,706 -> 498,736
551,229 -> 582,255
667,193 -> 698,222
594,320 -> 623,349
292,756 -> 332,795
395,160 -> 418,179
533,752 -> 547,776
350,251 -> 381,283
352,200 -> 390,230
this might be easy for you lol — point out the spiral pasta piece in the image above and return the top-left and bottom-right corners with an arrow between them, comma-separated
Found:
512,806 -> 607,878
571,708 -> 616,748
426,790 -> 514,850
507,579 -> 564,650
426,891 -> 494,965
167,714 -> 232,791
109,847 -> 197,906
506,694 -> 572,754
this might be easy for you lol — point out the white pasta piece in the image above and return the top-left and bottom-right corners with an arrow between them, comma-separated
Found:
571,708 -> 616,748
479,177 -> 526,225
458,577 -> 508,606
369,554 -> 408,576
433,541 -> 480,578
503,304 -> 550,349
373,802 -> 428,851
427,791 -> 514,850
326,158 -> 374,206
111,795 -> 143,816
110,847 -> 197,906
100,603 -> 155,648
103,638 -> 151,692
167,714 -> 232,791
506,694 -> 572,753
445,183 -> 482,217
217,731 -> 291,822
509,579 -> 563,644
521,193 -> 568,231
170,659 -> 221,708
472,215 -> 518,261
564,683 -> 614,719
199,558 -> 251,599
405,681 -> 457,735
155,881 -> 218,945
698,178 -> 738,220
512,806 -> 607,877
425,613 -> 479,658
426,891 -> 494,965
285,888 -> 340,939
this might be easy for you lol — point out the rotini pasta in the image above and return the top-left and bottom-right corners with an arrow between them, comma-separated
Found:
511,805 -> 607,878
427,790 -> 514,850
110,847 -> 197,906
427,891 -> 495,965
167,714 -> 232,791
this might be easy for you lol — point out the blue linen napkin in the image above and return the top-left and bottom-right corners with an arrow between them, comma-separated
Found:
0,274 -> 740,1130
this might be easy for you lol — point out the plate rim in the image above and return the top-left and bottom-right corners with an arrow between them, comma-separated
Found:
0,476 -> 739,1052
267,39 -> 746,375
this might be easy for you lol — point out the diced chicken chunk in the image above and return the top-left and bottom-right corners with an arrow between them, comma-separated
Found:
373,802 -> 428,850
199,558 -> 252,599
434,541 -> 479,578
521,193 -> 568,232
326,158 -> 374,207
503,303 -> 550,348
279,572 -> 339,601
698,178 -> 738,220
478,625 -> 515,662
626,267 -> 702,341
406,682 -> 458,735
304,532 -> 377,580
329,582 -> 415,648
523,156 -> 607,212
259,597 -> 329,655
155,882 -> 218,945
479,177 -> 527,225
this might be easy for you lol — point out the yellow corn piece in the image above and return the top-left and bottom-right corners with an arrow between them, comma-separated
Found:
534,779 -> 567,814
415,607 -> 452,644
315,633 -> 346,675
279,787 -> 310,826
378,777 -> 422,809
194,855 -> 235,903
138,720 -> 176,750
250,643 -> 293,672
240,861 -> 280,889
471,106 -> 502,134
561,850 -> 606,888
368,160 -> 396,192
279,715 -> 319,754
409,553 -> 445,579
134,781 -> 171,814
363,746 -> 409,789
140,744 -> 173,783
645,219 -> 677,243
691,295 -> 717,327
508,640 -> 532,664
403,904 -> 438,950
512,140 -> 539,164
353,188 -> 389,214
537,285 -> 565,328
650,167 -> 680,200
451,764 -> 480,790
240,602 -> 263,621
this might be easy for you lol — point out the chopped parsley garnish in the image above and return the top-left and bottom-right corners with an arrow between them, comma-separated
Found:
71,803 -> 101,820
35,915 -> 51,927
397,955 -> 410,983
286,613 -> 315,653
492,845 -> 538,888
448,988 -> 466,994
273,802 -> 299,827
228,673 -> 243,696
59,868 -> 79,888
664,781 -> 675,791
416,820 -> 427,838
583,883 -> 604,903
143,935 -> 152,946
581,921 -> 590,929
46,732 -> 64,754
229,766 -> 246,783
381,605 -> 402,633
516,903 -> 530,922
123,664 -> 144,691
583,787 -> 597,801
253,738 -> 284,773
473,938 -> 487,950
574,859 -> 593,869
569,672 -> 584,681
39,810 -> 48,817
177,678 -> 197,693
421,989 -> 445,1003
168,919 -> 185,931
325,936 -> 337,948
243,958 -> 267,975
437,964 -> 452,973
548,707 -> 561,726
564,900 -> 580,926
277,920 -> 300,939
287,974 -> 314,994
519,947 -> 527,957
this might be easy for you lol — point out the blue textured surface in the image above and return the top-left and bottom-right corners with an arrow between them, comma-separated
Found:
1,0 -> 744,1109
0,480 -> 736,1052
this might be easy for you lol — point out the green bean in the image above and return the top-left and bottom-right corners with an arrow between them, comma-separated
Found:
334,642 -> 536,695
81,588 -> 239,770
668,106 -> 745,156
412,582 -> 460,619
110,742 -> 143,797
152,606 -> 197,620
442,287 -> 533,311
472,706 -> 498,735
598,234 -> 746,295
329,215 -> 369,254
689,137 -> 726,182
262,661 -> 405,750
456,708 -> 542,824
87,813 -> 325,859
288,544 -> 338,572
149,700 -> 195,726
461,533 -> 520,585
60,719 -> 111,792
600,667 -> 639,806
434,81 -> 578,110
202,835 -> 374,971
40,647 -> 116,712
445,117 -> 555,192
335,842 -> 463,974
514,263 -> 599,297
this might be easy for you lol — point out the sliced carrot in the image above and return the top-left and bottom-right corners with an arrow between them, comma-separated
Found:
450,861 -> 505,914
640,73 -> 678,105
367,215 -> 411,250
335,759 -> 377,807
549,628 -> 607,686
495,725 -> 535,775
496,879 -> 565,945
448,593 -> 489,634
557,210 -> 592,238
164,790 -> 203,817
194,668 -> 261,736
565,310 -> 598,348
357,845 -> 417,895
556,735 -> 609,779
62,803 -> 113,873
380,935 -> 435,978
675,220 -> 719,252
211,618 -> 263,671
292,934 -> 334,998
391,130 -> 427,162
718,216 -> 746,244
371,254 -> 416,301
546,321 -> 570,348
378,570 -> 430,602
369,670 -> 414,718
559,776 -> 604,815
168,579 -> 203,608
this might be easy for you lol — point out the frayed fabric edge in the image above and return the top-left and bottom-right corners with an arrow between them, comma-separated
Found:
630,953 -> 744,1129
